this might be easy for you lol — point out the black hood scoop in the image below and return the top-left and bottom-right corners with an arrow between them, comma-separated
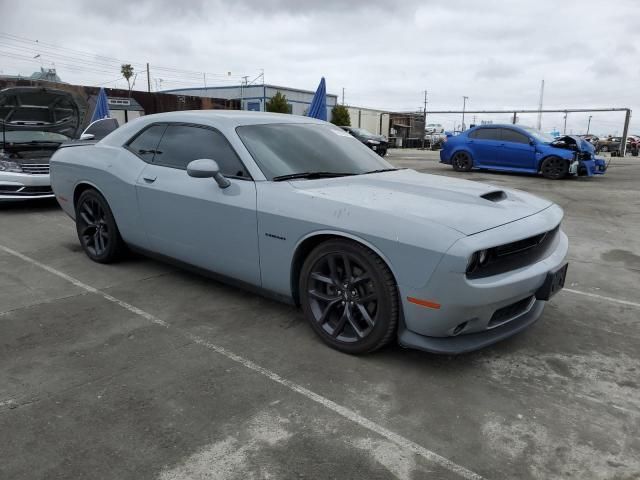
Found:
481,190 -> 507,202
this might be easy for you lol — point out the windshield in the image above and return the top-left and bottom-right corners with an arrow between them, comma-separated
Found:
2,130 -> 70,143
236,123 -> 391,180
520,126 -> 556,144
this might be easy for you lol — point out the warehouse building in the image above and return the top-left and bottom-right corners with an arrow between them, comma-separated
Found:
346,105 -> 390,136
163,84 -> 338,119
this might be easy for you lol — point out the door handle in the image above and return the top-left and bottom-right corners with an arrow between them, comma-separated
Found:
142,175 -> 157,183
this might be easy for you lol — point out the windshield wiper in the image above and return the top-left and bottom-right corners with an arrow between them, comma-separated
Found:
272,171 -> 356,181
362,168 -> 404,175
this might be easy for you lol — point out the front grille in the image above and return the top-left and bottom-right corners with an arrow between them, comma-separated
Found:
20,164 -> 50,175
467,225 -> 560,279
489,296 -> 535,328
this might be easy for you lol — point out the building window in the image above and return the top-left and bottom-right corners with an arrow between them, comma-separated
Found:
247,102 -> 260,111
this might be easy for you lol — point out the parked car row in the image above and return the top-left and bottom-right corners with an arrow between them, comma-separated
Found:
578,134 -> 639,156
440,124 -> 607,179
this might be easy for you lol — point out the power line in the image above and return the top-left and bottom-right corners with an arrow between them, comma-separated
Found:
0,31 -> 249,83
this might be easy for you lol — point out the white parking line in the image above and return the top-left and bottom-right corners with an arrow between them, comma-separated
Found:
564,288 -> 640,309
0,244 -> 484,480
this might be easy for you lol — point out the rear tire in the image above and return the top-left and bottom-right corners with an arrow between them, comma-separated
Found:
451,151 -> 473,172
540,156 -> 569,180
75,189 -> 125,263
299,239 -> 398,355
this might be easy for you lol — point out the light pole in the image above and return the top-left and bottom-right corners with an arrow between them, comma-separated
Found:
421,90 -> 428,149
587,115 -> 592,135
563,112 -> 568,135
461,96 -> 469,131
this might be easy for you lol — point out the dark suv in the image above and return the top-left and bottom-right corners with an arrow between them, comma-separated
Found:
340,126 -> 388,156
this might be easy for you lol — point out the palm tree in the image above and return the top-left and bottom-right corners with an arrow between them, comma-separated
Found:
121,64 -> 134,96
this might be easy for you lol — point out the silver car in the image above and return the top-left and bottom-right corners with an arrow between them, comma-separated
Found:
0,87 -> 118,202
50,111 -> 568,355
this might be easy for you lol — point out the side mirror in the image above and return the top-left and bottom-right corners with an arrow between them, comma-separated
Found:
529,139 -> 535,146
80,133 -> 95,140
187,159 -> 231,189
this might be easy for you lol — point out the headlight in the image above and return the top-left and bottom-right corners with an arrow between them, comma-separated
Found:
467,249 -> 491,273
0,159 -> 23,173
366,140 -> 380,145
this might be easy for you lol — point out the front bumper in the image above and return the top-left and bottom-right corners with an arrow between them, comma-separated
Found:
0,172 -> 54,201
578,156 -> 607,176
397,205 -> 568,354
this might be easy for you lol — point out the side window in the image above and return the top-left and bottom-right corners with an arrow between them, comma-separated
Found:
154,125 -> 248,178
500,128 -> 529,144
470,128 -> 499,140
127,124 -> 167,163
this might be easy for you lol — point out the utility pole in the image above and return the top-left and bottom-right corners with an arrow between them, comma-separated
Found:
240,75 -> 249,110
461,96 -> 469,131
536,79 -> 544,130
421,90 -> 428,149
341,87 -> 345,105
146,63 -> 151,92
563,112 -> 568,134
587,115 -> 592,135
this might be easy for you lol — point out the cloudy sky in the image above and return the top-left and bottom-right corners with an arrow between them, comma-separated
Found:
1,0 -> 638,134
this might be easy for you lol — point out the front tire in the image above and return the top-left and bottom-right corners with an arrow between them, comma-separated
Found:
75,189 -> 125,263
299,239 -> 398,355
540,156 -> 569,180
451,151 -> 473,172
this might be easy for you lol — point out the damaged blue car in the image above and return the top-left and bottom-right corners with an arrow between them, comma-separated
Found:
440,124 -> 606,179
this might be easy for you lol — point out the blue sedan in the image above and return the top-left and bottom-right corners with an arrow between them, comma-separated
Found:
440,124 -> 607,179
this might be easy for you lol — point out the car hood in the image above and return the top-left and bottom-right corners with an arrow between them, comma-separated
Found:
551,135 -> 595,154
290,169 -> 553,235
0,87 -> 87,138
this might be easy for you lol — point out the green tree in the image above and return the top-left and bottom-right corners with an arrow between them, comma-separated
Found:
266,91 -> 290,113
331,104 -> 351,126
120,64 -> 134,95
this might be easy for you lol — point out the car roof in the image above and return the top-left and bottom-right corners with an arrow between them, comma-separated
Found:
101,110 -> 328,147
132,109 -> 326,128
471,124 -> 525,129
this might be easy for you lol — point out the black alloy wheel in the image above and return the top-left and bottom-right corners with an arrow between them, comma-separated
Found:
540,156 -> 569,180
75,189 -> 125,263
299,239 -> 398,354
451,151 -> 473,172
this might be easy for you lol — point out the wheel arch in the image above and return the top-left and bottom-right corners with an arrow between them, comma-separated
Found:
73,180 -> 107,209
450,147 -> 474,162
289,230 -> 399,306
537,153 -> 571,172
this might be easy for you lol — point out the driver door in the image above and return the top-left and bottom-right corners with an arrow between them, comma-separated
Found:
133,123 -> 260,286
496,128 -> 536,170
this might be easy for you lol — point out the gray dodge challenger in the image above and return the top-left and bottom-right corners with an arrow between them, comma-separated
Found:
50,111 -> 568,355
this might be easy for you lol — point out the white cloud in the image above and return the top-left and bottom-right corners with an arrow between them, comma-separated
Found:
1,0 -> 638,134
